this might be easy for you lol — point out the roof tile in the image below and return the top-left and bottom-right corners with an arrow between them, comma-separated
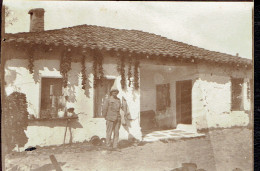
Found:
5,24 -> 251,65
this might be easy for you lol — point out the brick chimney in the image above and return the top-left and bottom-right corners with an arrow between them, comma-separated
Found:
28,8 -> 45,32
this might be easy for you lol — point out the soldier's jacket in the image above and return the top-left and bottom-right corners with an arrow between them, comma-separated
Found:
102,96 -> 121,121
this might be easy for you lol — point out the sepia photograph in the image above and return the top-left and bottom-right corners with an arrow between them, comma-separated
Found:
1,1 -> 253,171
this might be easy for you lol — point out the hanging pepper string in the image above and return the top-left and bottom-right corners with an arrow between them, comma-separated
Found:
98,54 -> 104,87
60,50 -> 72,88
134,58 -> 139,90
128,57 -> 132,87
117,55 -> 121,74
120,56 -> 126,90
81,55 -> 86,90
93,55 -> 98,89
28,55 -> 34,74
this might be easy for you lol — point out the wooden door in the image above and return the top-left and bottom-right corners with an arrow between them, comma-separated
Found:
176,80 -> 192,124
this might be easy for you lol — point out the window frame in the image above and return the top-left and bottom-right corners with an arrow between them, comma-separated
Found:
39,76 -> 64,119
231,78 -> 244,111
156,83 -> 171,112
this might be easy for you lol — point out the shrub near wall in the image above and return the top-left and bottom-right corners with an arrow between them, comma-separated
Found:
3,92 -> 29,152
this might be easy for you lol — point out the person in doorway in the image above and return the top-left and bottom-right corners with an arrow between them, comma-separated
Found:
102,89 -> 125,151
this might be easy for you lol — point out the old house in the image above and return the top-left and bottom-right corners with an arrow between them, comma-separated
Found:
3,8 -> 253,148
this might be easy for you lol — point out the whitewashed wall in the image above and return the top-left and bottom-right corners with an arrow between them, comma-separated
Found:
5,54 -> 142,149
140,61 -> 252,130
192,63 -> 252,129
4,46 -> 252,149
140,64 -> 198,128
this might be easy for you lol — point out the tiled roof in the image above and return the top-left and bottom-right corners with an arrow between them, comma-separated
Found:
5,24 -> 252,65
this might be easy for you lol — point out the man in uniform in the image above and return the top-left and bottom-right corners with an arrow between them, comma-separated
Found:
102,89 -> 125,150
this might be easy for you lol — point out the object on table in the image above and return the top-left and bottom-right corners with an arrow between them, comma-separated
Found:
58,110 -> 65,118
67,108 -> 75,117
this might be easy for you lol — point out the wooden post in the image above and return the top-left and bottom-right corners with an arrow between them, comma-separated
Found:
63,119 -> 69,145
49,155 -> 62,171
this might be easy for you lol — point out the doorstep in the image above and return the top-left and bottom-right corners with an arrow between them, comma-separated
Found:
142,128 -> 205,142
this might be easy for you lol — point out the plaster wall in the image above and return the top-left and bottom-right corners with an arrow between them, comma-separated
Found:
4,46 -> 253,149
140,62 -> 252,130
192,63 -> 252,129
140,63 -> 198,128
4,50 -> 142,149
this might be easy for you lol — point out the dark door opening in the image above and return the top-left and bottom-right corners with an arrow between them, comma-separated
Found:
176,80 -> 192,124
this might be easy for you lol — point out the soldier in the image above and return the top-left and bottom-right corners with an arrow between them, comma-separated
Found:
102,89 -> 125,151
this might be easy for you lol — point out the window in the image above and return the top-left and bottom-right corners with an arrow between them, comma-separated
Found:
156,83 -> 171,111
40,78 -> 64,118
231,78 -> 244,111
94,79 -> 115,118
247,79 -> 253,102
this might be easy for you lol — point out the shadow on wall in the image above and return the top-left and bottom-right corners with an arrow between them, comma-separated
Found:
199,74 -> 230,85
198,64 -> 250,85
5,59 -> 56,84
32,62 -> 58,83
5,68 -> 18,86
8,59 -> 93,101
36,62 -> 92,102
29,118 -> 83,145
66,74 -> 78,103
28,118 -> 83,128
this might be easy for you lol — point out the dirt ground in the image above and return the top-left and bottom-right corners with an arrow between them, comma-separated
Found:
5,127 -> 253,171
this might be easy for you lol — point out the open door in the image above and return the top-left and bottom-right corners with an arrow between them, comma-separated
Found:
176,80 -> 192,124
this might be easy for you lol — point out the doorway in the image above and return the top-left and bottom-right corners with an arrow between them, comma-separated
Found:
176,80 -> 192,124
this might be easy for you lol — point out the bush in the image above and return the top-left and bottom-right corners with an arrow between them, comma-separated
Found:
3,92 -> 29,152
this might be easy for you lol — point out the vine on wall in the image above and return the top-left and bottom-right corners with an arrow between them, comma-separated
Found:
60,50 -> 72,88
3,92 -> 29,152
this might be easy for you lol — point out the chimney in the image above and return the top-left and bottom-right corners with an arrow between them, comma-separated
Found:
236,53 -> 239,57
28,8 -> 45,32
